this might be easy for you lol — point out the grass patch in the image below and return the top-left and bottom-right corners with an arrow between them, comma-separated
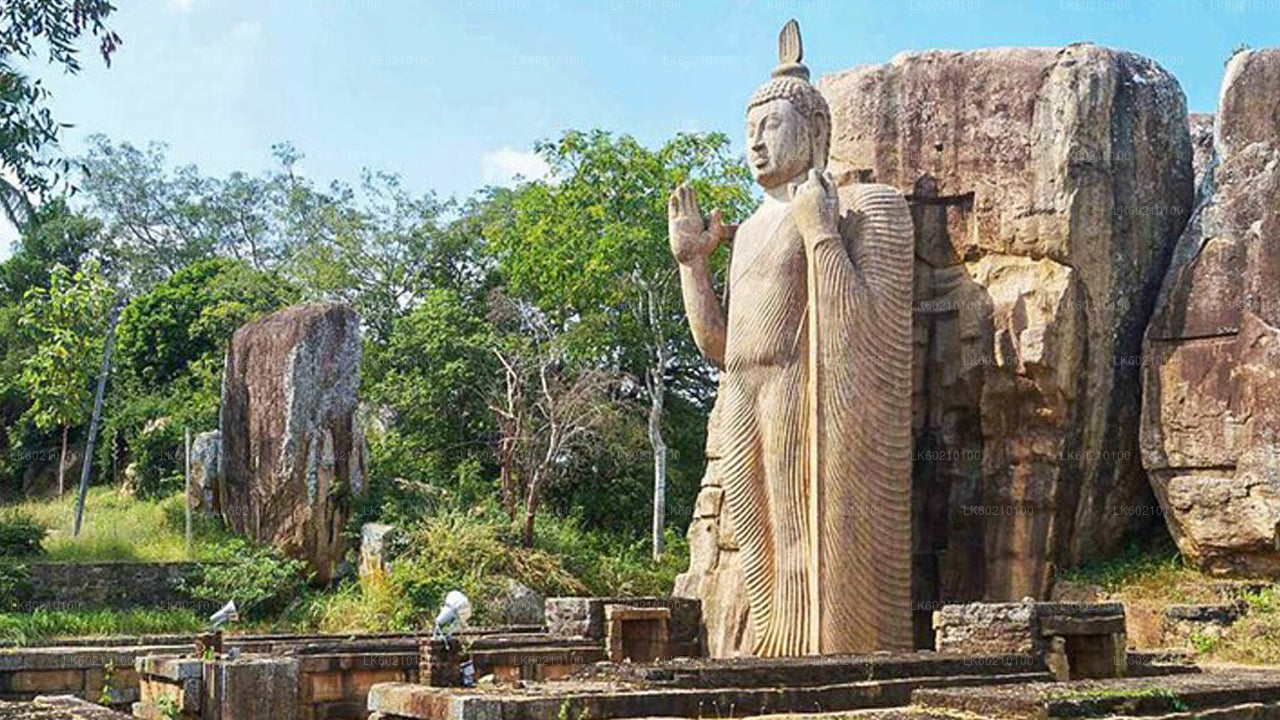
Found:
1201,585 -> 1280,665
0,607 -> 204,646
1047,686 -> 1188,711
0,487 -> 691,641
1062,540 -> 1280,665
7,486 -> 233,562
1058,540 -> 1220,604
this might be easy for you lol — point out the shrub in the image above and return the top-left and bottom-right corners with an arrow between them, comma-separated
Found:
387,506 -> 587,626
181,538 -> 308,620
0,563 -> 33,612
0,513 -> 46,557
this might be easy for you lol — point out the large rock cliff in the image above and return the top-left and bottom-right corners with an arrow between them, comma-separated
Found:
1141,49 -> 1280,576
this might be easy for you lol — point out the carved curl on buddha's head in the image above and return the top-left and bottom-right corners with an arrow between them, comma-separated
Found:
745,20 -> 830,190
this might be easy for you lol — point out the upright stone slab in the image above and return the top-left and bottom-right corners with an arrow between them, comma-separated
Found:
220,303 -> 365,582
359,523 -> 397,581
204,657 -> 298,720
189,431 -> 220,518
1141,48 -> 1280,575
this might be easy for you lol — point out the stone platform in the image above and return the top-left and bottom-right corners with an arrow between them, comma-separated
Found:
0,695 -> 131,718
913,668 -> 1280,718
367,652 -> 1053,719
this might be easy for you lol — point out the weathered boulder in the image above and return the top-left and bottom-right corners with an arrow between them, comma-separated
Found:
359,522 -> 397,581
820,43 -> 1193,603
220,303 -> 365,582
1141,48 -> 1280,576
679,44 -> 1193,654
491,578 -> 545,626
188,430 -> 220,517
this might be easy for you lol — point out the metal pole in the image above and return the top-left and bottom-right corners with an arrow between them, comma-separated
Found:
73,306 -> 120,537
185,427 -> 193,555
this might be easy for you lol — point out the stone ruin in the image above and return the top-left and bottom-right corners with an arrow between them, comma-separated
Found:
14,30 -> 1280,720
218,302 -> 366,582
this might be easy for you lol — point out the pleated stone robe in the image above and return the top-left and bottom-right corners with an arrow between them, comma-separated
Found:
716,182 -> 914,657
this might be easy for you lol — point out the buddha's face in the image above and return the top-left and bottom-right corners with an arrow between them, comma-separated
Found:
746,98 -> 813,190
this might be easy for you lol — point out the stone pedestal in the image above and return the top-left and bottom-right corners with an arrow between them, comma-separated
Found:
604,606 -> 670,663
202,656 -> 297,720
134,656 -> 203,719
933,601 -> 1126,681
133,654 -> 298,720
545,596 -> 701,658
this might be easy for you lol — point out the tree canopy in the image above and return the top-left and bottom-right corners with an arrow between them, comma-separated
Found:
0,0 -> 121,219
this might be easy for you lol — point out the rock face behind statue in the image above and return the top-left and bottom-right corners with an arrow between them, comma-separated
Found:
220,303 -> 366,582
1142,48 -> 1280,575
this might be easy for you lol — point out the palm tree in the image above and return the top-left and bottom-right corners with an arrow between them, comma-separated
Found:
0,59 -> 42,229
0,176 -> 33,230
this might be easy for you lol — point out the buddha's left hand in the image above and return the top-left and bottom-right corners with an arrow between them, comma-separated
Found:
790,169 -> 840,247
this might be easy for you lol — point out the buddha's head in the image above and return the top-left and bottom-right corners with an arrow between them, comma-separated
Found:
746,20 -> 830,191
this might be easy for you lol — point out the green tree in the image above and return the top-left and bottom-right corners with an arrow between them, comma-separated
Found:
80,137 -> 225,287
0,199 -> 105,303
0,0 -> 121,220
487,130 -> 754,556
17,260 -> 112,494
360,288 -> 497,525
107,258 -> 297,495
115,258 -> 296,391
286,169 -> 465,341
0,201 -> 103,493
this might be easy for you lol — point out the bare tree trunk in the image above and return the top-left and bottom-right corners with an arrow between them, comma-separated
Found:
521,472 -> 541,548
649,366 -> 667,560
643,282 -> 670,560
499,464 -> 517,521
57,426 -> 68,496
521,506 -> 536,549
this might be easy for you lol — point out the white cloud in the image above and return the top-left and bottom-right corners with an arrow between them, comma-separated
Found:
168,0 -> 196,12
480,148 -> 551,186
201,20 -> 263,70
230,20 -> 262,40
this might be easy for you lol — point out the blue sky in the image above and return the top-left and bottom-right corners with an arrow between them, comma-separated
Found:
2,0 -> 1275,255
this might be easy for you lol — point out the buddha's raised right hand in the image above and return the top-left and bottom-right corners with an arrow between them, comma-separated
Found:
668,183 -> 731,265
